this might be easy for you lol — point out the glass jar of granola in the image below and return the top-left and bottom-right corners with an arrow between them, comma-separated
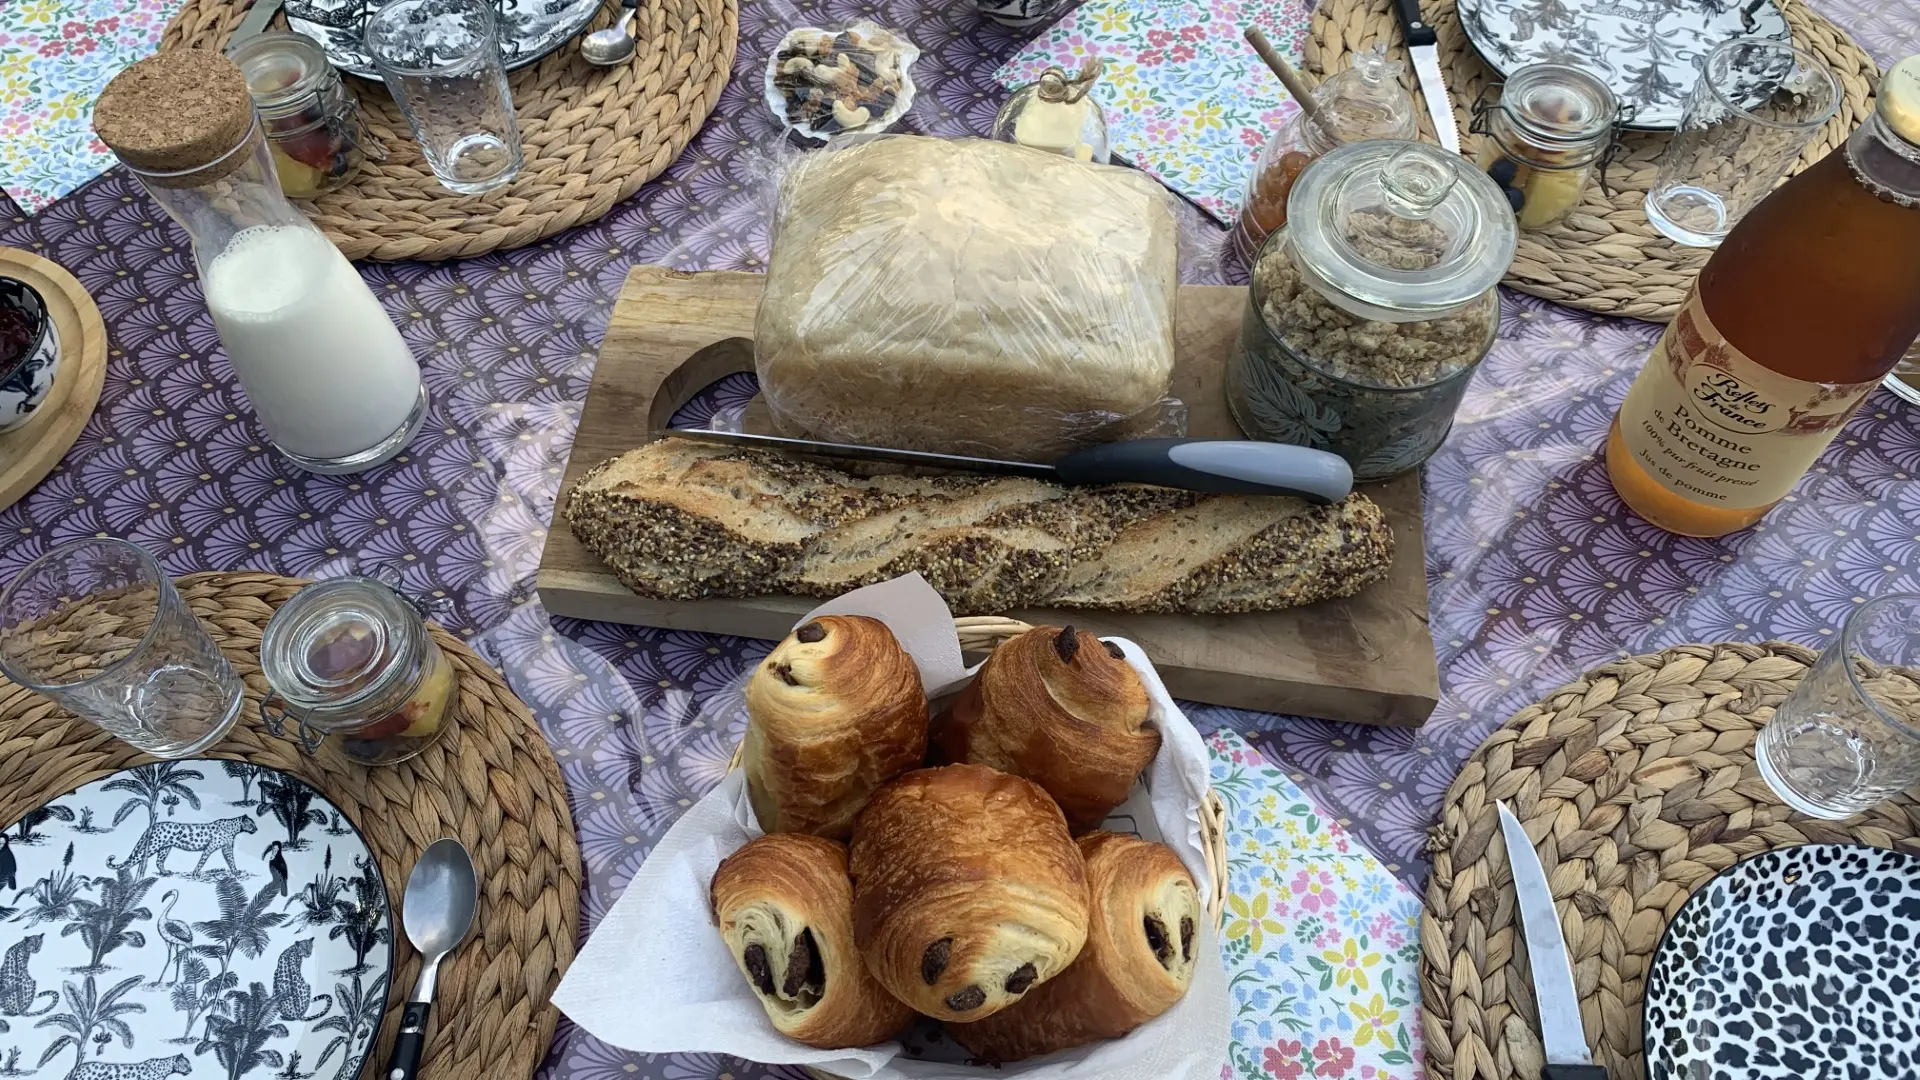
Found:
1227,140 -> 1515,480
259,576 -> 457,766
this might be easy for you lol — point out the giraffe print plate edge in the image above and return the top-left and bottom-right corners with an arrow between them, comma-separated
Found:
0,760 -> 395,1080
1641,842 -> 1920,1080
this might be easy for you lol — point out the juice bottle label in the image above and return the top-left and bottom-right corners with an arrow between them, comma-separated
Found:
1616,293 -> 1880,510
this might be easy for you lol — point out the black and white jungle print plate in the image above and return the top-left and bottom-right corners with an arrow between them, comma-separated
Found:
1456,0 -> 1791,129
0,761 -> 393,1080
1642,843 -> 1920,1080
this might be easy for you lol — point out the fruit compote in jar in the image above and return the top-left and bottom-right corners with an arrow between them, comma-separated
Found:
260,576 -> 457,766
228,31 -> 376,199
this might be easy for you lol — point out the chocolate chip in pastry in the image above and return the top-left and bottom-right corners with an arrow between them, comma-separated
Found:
744,614 -> 928,839
934,625 -> 1158,831
849,764 -> 1089,1022
946,831 -> 1201,1062
711,833 -> 916,1049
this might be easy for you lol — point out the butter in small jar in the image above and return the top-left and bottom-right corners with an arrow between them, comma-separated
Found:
260,576 -> 456,766
229,31 -> 376,199
992,59 -> 1110,164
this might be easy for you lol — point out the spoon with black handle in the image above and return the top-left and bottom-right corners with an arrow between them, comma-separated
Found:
383,838 -> 478,1080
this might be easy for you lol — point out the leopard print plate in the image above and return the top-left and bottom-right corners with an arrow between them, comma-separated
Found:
1642,843 -> 1920,1080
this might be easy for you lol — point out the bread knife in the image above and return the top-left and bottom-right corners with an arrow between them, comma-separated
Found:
226,0 -> 286,51
1498,802 -> 1607,1080
657,429 -> 1355,504
1392,0 -> 1462,153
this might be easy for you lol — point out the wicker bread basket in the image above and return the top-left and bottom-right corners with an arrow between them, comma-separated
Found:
727,615 -> 1231,1079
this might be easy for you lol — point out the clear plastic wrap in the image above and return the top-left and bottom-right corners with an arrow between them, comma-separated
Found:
753,136 -> 1182,462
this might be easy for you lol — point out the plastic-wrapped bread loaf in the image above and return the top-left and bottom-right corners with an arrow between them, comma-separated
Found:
755,136 -> 1180,462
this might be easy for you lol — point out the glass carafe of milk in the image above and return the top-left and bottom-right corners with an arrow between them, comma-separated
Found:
93,50 -> 426,475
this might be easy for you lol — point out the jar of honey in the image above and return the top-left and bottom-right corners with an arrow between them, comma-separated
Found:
1234,44 -> 1417,262
259,576 -> 457,766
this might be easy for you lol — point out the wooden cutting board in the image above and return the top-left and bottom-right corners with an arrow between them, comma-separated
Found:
538,266 -> 1440,725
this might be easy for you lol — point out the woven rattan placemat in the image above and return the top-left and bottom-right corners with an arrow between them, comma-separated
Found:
0,572 -> 582,1080
1308,0 -> 1880,321
1419,642 -> 1920,1080
160,0 -> 736,261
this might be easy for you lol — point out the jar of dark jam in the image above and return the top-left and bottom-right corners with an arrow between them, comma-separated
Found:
260,576 -> 456,766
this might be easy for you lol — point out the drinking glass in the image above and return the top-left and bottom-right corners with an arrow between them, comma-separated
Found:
365,0 -> 524,195
0,538 -> 244,757
1757,593 -> 1920,819
1644,37 -> 1840,247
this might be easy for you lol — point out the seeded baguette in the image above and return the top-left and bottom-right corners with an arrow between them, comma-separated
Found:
563,438 -> 1393,615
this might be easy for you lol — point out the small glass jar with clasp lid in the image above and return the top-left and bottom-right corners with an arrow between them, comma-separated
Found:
1471,63 -> 1624,230
228,31 -> 379,200
259,577 -> 458,766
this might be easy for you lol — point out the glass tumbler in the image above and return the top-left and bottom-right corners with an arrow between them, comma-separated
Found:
0,539 -> 244,757
365,0 -> 524,194
1645,37 -> 1840,247
1757,593 -> 1920,820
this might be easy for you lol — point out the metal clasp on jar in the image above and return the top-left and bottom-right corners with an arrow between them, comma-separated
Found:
1470,82 -> 1634,195
258,690 -> 327,755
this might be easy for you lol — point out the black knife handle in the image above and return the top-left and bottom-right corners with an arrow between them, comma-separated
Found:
384,1001 -> 432,1080
1051,438 -> 1353,504
1391,0 -> 1437,46
1541,1066 -> 1607,1080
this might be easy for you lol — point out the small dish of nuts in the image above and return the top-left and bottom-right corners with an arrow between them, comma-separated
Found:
763,22 -> 919,142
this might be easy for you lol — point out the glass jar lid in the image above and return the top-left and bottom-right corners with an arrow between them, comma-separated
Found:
1284,139 -> 1517,321
228,31 -> 336,121
1496,63 -> 1618,165
1311,44 -> 1420,146
260,576 -> 425,719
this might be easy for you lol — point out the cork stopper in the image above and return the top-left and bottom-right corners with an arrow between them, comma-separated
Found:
94,50 -> 256,186
1882,56 -> 1920,147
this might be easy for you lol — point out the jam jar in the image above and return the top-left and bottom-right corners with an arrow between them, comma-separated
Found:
1471,63 -> 1621,230
260,576 -> 457,766
1227,141 -> 1516,480
228,31 -> 375,199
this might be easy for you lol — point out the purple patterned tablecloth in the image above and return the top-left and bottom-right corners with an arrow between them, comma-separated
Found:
1,1 -> 1916,1078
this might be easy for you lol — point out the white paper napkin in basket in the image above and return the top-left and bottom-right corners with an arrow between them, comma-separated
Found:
553,573 -> 1231,1080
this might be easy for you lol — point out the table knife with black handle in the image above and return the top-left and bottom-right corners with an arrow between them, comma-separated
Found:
1391,0 -> 1462,153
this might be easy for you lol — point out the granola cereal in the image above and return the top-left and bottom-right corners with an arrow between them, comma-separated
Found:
1226,221 -> 1499,480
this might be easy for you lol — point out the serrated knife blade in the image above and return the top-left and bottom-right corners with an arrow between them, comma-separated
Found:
1408,46 -> 1462,153
1391,0 -> 1461,153
1497,802 -> 1609,1080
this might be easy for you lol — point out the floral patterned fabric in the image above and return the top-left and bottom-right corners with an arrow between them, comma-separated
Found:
0,0 -> 186,212
1210,729 -> 1425,1080
995,0 -> 1312,222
